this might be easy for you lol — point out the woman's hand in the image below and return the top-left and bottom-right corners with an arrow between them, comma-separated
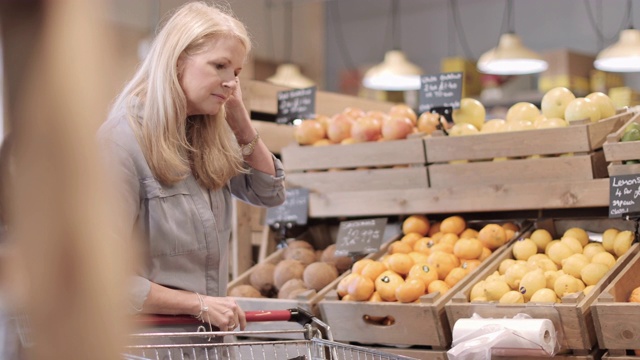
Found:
224,77 -> 251,135
198,295 -> 246,331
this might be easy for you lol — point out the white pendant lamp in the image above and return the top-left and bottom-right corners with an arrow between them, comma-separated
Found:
362,0 -> 423,91
266,63 -> 315,88
594,28 -> 640,72
477,0 -> 548,75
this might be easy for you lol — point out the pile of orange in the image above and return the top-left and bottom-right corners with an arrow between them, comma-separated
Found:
336,214 -> 518,304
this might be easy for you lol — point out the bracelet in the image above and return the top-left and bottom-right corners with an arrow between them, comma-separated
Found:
194,292 -> 208,321
239,131 -> 260,157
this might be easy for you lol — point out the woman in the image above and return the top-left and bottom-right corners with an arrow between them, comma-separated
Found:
99,1 -> 285,335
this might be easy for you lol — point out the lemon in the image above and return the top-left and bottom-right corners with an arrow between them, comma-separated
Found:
580,263 -> 609,286
582,243 -> 605,261
498,258 -> 517,275
583,285 -> 595,295
563,227 -> 590,247
547,242 -> 574,266
560,236 -> 583,254
513,239 -> 538,261
485,271 -> 503,282
484,280 -> 511,301
519,269 -> 546,301
591,251 -> 616,269
576,278 -> 586,292
530,229 -> 553,252
469,280 -> 486,301
530,288 -> 559,303
471,296 -> 488,302
561,254 -> 590,279
527,253 -> 550,264
545,270 -> 562,289
545,239 -> 560,254
505,263 -> 531,290
531,257 -> 558,272
614,230 -> 634,257
499,290 -> 525,304
554,274 -> 580,298
602,228 -> 620,254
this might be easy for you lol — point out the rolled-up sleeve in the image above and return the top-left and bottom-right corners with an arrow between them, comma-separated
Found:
230,154 -> 285,207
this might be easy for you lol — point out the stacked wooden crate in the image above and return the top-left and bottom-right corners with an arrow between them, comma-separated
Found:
603,112 -> 640,176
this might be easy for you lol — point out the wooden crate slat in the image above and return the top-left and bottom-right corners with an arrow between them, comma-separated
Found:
281,139 -> 426,172
286,166 -> 428,193
608,163 -> 640,176
604,141 -> 640,163
251,120 -> 295,155
308,179 -> 610,217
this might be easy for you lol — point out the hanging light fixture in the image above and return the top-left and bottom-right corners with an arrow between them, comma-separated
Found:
594,0 -> 640,72
477,0 -> 548,75
362,0 -> 422,91
266,2 -> 315,88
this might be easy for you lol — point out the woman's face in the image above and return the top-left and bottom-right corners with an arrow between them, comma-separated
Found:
178,36 -> 246,116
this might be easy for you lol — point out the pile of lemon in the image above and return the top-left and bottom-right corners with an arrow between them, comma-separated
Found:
469,227 -> 634,304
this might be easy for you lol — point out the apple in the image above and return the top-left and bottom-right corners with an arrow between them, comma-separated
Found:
351,116 -> 382,142
314,114 -> 332,131
448,123 -> 480,136
294,119 -> 326,145
535,117 -> 568,129
565,97 -> 601,123
313,139 -> 333,146
541,87 -> 575,119
326,113 -> 353,143
343,107 -> 366,120
504,119 -> 535,132
389,104 -> 417,126
506,102 -> 540,123
417,112 -> 443,135
586,92 -> 616,119
480,119 -> 507,133
452,98 -> 486,131
382,116 -> 414,140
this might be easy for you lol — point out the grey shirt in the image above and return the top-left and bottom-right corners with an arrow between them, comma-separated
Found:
98,109 -> 285,312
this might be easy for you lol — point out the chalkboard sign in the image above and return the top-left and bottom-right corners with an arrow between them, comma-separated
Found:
418,72 -> 463,113
275,86 -> 316,124
335,218 -> 388,256
609,174 -> 640,218
265,188 -> 309,225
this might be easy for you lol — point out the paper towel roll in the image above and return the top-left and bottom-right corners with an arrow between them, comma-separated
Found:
452,317 -> 557,356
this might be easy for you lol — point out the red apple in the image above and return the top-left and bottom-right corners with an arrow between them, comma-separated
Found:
382,116 -> 414,140
389,104 -> 417,126
417,112 -> 442,135
351,116 -> 382,142
294,119 -> 326,145
326,113 -> 353,143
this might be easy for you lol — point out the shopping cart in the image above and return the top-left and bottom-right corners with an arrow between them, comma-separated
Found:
124,307 -> 418,360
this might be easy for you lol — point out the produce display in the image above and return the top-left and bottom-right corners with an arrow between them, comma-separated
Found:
619,121 -> 640,164
334,215 -> 519,304
467,227 -> 634,304
228,240 -> 353,299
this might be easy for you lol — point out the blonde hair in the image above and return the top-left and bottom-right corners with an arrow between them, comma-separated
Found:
110,1 -> 251,189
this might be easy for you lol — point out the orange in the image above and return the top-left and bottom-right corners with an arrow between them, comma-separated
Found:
478,247 -> 492,261
478,224 -> 507,250
368,291 -> 383,302
440,215 -> 466,235
341,294 -> 354,301
336,273 -> 358,298
408,251 -> 430,265
386,253 -> 414,276
428,221 -> 441,237
444,267 -> 469,287
439,233 -> 460,247
502,222 -> 520,232
453,238 -> 484,260
461,259 -> 482,272
413,237 -> 436,255
395,278 -> 426,303
351,258 -> 374,274
347,273 -> 375,301
399,232 -> 423,248
427,251 -> 460,280
402,215 -> 430,236
407,263 -> 438,288
427,280 -> 451,295
360,261 -> 388,282
375,270 -> 405,301
504,229 -> 516,241
459,228 -> 479,239
429,243 -> 454,254
388,241 -> 413,254
431,232 -> 445,242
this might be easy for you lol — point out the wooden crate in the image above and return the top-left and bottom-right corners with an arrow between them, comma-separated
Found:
316,222 -> 519,349
446,218 -> 639,355
592,249 -> 640,356
603,112 -> 640,176
603,352 -> 640,359
281,139 -> 429,194
425,111 -> 634,188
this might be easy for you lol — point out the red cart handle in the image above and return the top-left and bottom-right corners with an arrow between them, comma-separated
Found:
136,309 -> 296,327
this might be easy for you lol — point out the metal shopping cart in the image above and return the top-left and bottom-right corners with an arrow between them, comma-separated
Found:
124,307 -> 418,360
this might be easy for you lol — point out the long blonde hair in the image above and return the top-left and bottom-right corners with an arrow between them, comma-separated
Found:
110,1 -> 251,189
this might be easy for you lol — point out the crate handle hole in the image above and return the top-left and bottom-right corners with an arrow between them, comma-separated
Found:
362,315 -> 395,326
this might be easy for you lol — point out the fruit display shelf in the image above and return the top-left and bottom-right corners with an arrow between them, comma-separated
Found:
425,111 -> 634,188
603,111 -> 640,176
593,249 -> 640,357
445,218 -> 639,355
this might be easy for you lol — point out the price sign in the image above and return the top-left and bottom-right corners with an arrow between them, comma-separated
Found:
335,218 -> 388,256
265,188 -> 309,225
275,86 -> 316,124
609,174 -> 640,218
418,72 -> 463,113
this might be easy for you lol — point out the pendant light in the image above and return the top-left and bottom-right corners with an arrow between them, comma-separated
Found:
594,0 -> 640,72
266,2 -> 315,88
362,0 -> 422,91
477,0 -> 548,75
